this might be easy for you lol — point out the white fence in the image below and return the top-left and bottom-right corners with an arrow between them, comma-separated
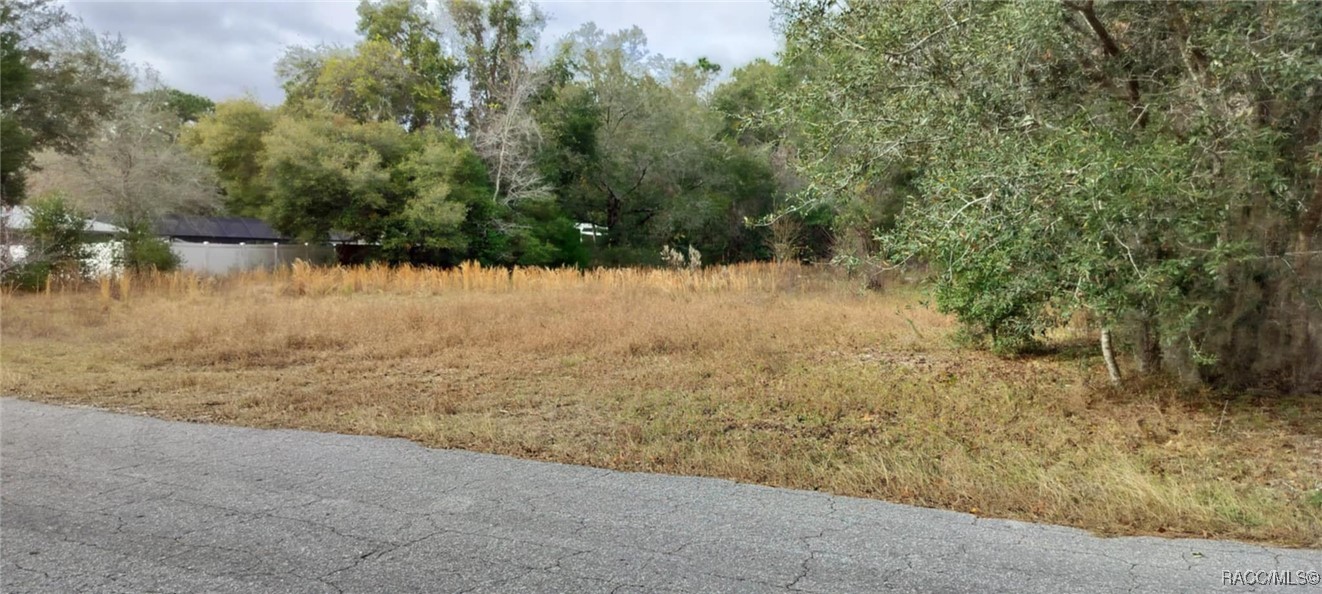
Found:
171,242 -> 336,274
5,241 -> 121,278
4,240 -> 337,277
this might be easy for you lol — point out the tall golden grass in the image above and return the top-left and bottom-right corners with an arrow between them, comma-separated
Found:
2,262 -> 1319,547
76,260 -> 825,301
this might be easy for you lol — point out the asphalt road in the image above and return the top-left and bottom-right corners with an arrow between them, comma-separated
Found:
1,398 -> 1317,594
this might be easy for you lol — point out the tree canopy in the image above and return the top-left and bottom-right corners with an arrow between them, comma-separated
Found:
0,0 -> 131,204
776,0 -> 1322,391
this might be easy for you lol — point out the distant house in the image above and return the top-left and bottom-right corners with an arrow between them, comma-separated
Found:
1,205 -> 125,277
2,205 -> 125,237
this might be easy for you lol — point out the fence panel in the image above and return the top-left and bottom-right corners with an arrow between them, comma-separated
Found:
171,242 -> 336,274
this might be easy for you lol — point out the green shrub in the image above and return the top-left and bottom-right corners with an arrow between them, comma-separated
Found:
3,260 -> 53,291
117,224 -> 180,272
2,194 -> 89,290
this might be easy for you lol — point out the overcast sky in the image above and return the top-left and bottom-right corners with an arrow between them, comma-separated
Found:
67,1 -> 781,105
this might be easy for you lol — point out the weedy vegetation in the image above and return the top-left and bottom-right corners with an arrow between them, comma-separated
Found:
2,262 -> 1319,547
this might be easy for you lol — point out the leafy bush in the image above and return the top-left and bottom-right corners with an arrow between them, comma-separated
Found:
509,201 -> 588,268
2,194 -> 89,290
117,224 -> 180,272
780,1 -> 1322,391
3,261 -> 53,292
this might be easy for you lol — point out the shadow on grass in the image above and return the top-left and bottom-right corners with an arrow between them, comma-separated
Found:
995,335 -> 1322,438
1001,336 -> 1099,363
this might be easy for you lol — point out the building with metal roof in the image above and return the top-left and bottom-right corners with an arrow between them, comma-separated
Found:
2,205 -> 126,236
155,215 -> 286,244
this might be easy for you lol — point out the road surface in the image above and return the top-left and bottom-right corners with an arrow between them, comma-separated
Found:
2,398 -> 1317,593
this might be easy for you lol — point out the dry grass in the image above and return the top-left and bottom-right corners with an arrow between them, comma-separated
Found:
2,262 -> 1320,547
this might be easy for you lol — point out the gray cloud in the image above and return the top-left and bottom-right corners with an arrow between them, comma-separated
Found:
69,1 -> 360,103
68,0 -> 779,105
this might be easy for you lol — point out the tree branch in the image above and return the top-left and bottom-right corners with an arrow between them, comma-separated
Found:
885,17 -> 973,58
1062,0 -> 1146,127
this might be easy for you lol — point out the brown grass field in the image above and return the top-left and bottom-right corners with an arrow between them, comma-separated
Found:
2,262 -> 1319,547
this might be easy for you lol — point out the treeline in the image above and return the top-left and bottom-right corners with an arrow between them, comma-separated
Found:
3,0 -> 829,271
170,0 -> 826,268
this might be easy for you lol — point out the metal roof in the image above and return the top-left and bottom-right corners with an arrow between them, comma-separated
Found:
155,215 -> 285,241
1,206 -> 125,235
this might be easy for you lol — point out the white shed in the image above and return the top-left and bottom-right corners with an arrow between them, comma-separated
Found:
1,206 -> 126,277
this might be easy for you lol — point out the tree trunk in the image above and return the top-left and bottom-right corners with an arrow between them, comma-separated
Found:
1135,316 -> 1161,374
0,208 -> 11,272
605,189 -> 621,246
1101,328 -> 1122,386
